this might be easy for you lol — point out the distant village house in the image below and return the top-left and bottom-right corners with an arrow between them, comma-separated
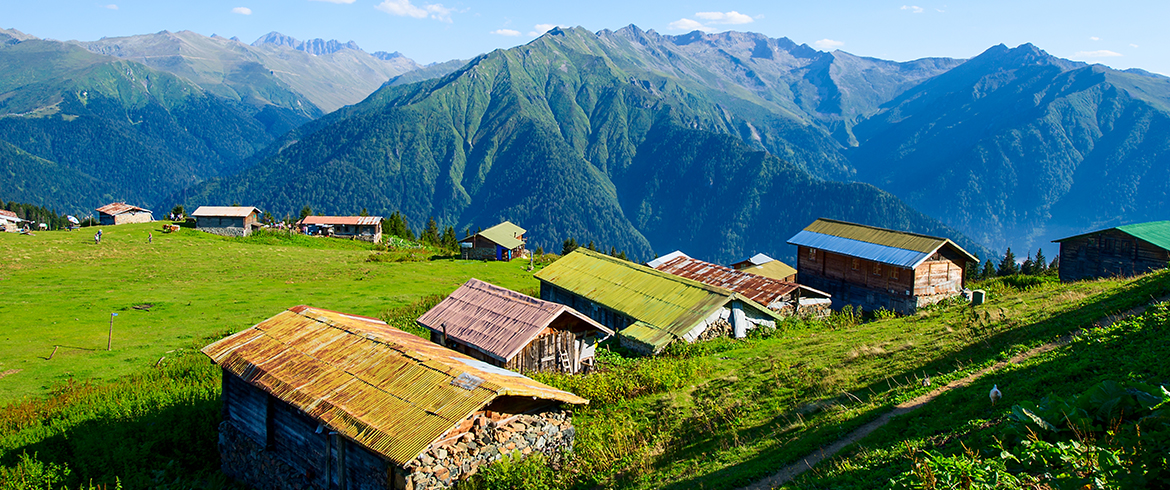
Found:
298,215 -> 383,243
0,209 -> 24,232
203,305 -> 585,490
96,202 -> 154,226
535,249 -> 782,354
649,251 -> 831,317
1053,221 -> 1170,282
729,253 -> 797,282
191,206 -> 261,237
460,221 -> 526,261
417,278 -> 613,374
787,219 -> 979,314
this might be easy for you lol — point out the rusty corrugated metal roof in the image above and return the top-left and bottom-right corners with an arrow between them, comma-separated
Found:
534,249 -> 780,350
416,279 -> 612,362
299,216 -> 383,226
191,206 -> 261,218
201,305 -> 586,466
653,254 -> 827,307
788,219 -> 978,268
95,202 -> 151,216
0,209 -> 19,220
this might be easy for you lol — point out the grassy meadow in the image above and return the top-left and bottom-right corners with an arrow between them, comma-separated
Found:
1,223 -> 1168,489
0,223 -> 537,401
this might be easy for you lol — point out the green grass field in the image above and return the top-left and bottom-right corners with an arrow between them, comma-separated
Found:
1,224 -> 1167,489
0,223 -> 538,402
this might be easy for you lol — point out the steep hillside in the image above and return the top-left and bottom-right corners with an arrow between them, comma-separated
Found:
849,44 -> 1170,252
184,27 -> 984,263
78,30 -> 421,113
0,32 -> 295,212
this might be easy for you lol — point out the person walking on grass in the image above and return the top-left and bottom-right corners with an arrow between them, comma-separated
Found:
148,232 -> 153,244
94,232 -> 100,245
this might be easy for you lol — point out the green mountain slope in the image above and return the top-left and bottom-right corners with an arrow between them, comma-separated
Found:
849,44 -> 1170,252
0,32 -> 297,212
77,30 -> 420,113
184,27 -> 984,262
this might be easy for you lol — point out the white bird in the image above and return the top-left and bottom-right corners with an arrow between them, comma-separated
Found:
990,384 -> 1002,406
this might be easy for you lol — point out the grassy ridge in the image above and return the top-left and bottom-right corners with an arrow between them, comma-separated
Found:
0,223 -> 537,401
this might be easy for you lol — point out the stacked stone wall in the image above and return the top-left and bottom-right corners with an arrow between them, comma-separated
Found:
219,421 -> 324,490
461,246 -> 496,260
199,226 -> 250,237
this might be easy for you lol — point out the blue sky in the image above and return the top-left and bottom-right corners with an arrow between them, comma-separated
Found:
3,0 -> 1166,74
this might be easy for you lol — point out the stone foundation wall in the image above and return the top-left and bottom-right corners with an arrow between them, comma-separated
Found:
696,318 -> 733,341
219,421 -> 323,490
399,409 -> 574,489
199,226 -> 250,237
461,246 -> 496,260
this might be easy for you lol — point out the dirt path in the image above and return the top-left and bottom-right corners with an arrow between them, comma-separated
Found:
739,294 -> 1170,490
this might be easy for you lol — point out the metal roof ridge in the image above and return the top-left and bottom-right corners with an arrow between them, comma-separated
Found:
571,249 -> 737,297
810,218 -> 948,242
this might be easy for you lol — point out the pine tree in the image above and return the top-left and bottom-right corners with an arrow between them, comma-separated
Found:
561,238 -> 578,256
998,248 -> 1019,276
421,217 -> 440,244
587,240 -> 596,251
1034,248 -> 1048,275
359,208 -> 369,217
441,226 -> 457,248
171,204 -> 185,218
967,252 -> 981,281
535,245 -> 544,256
982,260 -> 997,280
299,206 -> 313,221
1020,250 -> 1036,275
1049,256 -> 1060,273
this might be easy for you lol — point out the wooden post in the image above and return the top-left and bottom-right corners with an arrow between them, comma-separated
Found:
48,345 -> 59,360
107,313 -> 117,350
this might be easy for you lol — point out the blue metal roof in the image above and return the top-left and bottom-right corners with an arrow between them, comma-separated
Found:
788,230 -> 935,268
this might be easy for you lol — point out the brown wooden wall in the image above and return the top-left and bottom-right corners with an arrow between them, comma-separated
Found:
1058,230 -> 1170,282
796,245 -> 968,313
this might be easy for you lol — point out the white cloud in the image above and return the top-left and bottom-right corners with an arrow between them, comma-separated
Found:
103,4 -> 118,10
375,0 -> 454,22
1130,43 -> 1139,48
528,24 -> 569,36
901,5 -> 924,13
694,11 -> 754,24
491,28 -> 521,36
669,18 -> 715,32
310,0 -> 356,3
1089,36 -> 1100,41
814,39 -> 844,50
1074,50 -> 1122,58
231,7 -> 252,15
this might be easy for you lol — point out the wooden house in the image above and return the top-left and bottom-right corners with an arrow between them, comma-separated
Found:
649,251 -> 831,317
298,216 -> 383,243
1053,221 -> 1170,282
96,202 -> 154,225
0,209 -> 23,232
787,219 -> 979,314
729,253 -> 797,282
202,305 -> 586,490
535,249 -> 782,354
459,221 -> 525,261
416,279 -> 613,373
191,206 -> 261,237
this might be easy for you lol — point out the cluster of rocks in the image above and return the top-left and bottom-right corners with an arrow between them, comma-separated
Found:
198,226 -> 249,237
398,410 -> 574,490
219,421 -> 320,490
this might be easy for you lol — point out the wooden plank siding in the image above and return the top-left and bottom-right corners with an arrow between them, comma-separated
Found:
1058,230 -> 1170,282
796,245 -> 968,314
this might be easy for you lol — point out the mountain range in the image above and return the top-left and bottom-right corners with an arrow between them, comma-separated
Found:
3,24 -> 1168,263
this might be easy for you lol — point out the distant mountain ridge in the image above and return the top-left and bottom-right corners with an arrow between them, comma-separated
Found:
251,31 -> 361,56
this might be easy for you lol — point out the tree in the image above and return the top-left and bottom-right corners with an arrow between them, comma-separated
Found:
170,204 -> 185,218
967,252 -> 982,281
998,248 -> 1019,276
535,245 -> 544,256
359,208 -> 369,217
981,260 -> 997,280
440,226 -> 457,249
421,217 -> 440,244
1034,248 -> 1048,275
1048,255 -> 1060,273
262,211 -> 275,225
383,211 -> 415,240
1020,251 -> 1036,276
586,240 -> 597,251
561,238 -> 578,256
299,206 -> 313,221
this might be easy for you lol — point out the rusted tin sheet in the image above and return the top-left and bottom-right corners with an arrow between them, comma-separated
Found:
202,305 -> 586,466
653,255 -> 827,308
298,216 -> 383,226
416,278 -> 612,362
191,206 -> 261,218
96,202 -> 151,216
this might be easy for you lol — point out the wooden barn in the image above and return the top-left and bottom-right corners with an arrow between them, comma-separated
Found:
96,202 -> 154,225
459,221 -> 526,261
202,305 -> 586,490
649,251 -> 831,317
1052,221 -> 1170,282
0,209 -> 23,232
191,206 -> 261,237
416,279 -> 613,373
728,253 -> 797,282
535,249 -> 782,354
298,216 -> 383,243
787,219 -> 979,314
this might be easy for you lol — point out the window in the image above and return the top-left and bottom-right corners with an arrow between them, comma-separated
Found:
873,263 -> 882,275
890,268 -> 900,280
808,248 -> 817,261
851,258 -> 860,270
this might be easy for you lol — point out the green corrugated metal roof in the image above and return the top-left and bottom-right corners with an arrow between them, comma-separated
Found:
620,322 -> 677,353
1117,221 -> 1170,251
805,219 -> 946,253
535,249 -> 778,348
476,221 -> 525,249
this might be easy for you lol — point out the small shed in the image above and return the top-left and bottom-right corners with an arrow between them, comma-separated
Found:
191,206 -> 261,237
417,279 -> 613,374
787,219 -> 978,314
649,251 -> 831,317
535,249 -> 782,354
1053,221 -> 1170,282
0,209 -> 23,232
728,253 -> 797,282
96,202 -> 154,226
460,221 -> 526,261
202,305 -> 586,490
298,216 -> 383,243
